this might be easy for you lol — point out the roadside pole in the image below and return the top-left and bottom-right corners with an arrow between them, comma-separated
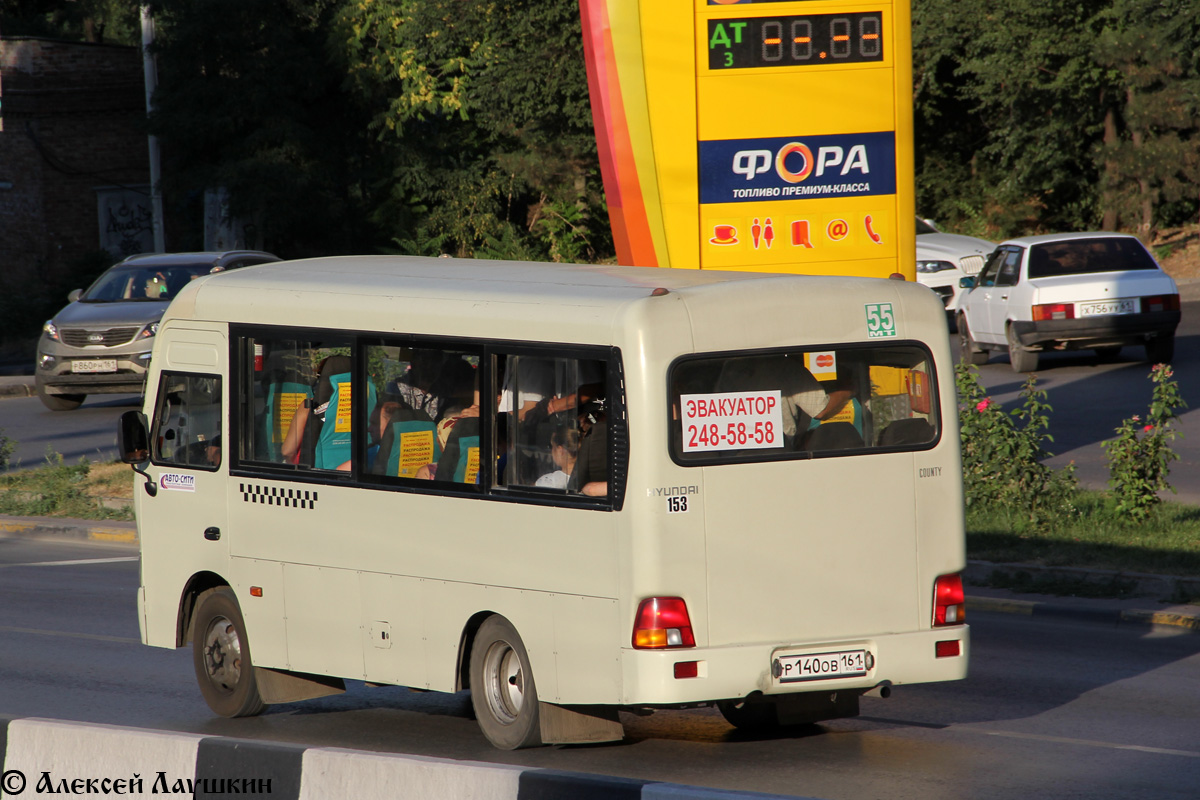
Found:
140,5 -> 166,253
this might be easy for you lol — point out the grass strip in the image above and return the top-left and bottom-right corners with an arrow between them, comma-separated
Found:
0,457 -> 133,521
966,490 -> 1200,578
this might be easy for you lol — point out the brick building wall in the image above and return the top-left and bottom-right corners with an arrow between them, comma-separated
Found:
0,37 -> 150,310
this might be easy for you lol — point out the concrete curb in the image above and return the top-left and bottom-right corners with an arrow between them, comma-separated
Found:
0,380 -> 34,398
965,594 -> 1200,632
964,559 -> 1200,618
0,515 -> 136,546
0,717 -> 819,800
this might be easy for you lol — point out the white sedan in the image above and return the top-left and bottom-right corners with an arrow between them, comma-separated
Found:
914,218 -> 994,313
956,232 -> 1180,372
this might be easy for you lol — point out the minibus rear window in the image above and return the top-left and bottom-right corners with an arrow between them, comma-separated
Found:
668,344 -> 938,464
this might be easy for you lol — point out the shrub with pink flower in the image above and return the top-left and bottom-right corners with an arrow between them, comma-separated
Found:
1103,363 -> 1187,519
955,362 -> 1076,523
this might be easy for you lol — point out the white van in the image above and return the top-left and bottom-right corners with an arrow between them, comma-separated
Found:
119,257 -> 968,749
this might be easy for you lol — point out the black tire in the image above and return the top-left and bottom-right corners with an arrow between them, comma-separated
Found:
191,587 -> 266,718
1006,325 -> 1038,373
717,697 -> 780,731
469,615 -> 542,749
957,316 -> 989,366
1145,334 -> 1175,364
36,382 -> 85,411
1093,346 -> 1122,363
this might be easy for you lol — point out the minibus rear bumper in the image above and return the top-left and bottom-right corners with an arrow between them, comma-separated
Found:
618,625 -> 969,707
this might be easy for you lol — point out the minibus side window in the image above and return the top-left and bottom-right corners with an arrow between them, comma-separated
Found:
669,344 -> 938,464
150,372 -> 222,470
497,354 -> 609,495
364,344 -> 481,482
244,337 -> 355,471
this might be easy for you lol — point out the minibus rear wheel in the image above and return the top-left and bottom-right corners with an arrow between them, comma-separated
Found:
469,615 -> 542,749
191,587 -> 266,718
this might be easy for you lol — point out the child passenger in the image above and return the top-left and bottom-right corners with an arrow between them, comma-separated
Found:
535,428 -> 581,490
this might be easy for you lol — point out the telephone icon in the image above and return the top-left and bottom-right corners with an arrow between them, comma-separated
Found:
865,215 -> 883,244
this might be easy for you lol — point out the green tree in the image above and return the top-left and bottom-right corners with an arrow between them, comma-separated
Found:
1093,0 -> 1200,237
145,0 -> 384,256
330,0 -> 611,260
913,0 -> 1111,236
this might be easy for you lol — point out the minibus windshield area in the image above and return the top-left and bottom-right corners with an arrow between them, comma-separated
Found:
669,343 -> 938,464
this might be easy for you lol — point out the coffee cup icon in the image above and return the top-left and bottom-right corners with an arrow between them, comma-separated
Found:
710,224 -> 738,245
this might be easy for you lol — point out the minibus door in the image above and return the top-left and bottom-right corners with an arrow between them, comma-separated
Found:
137,330 -> 232,645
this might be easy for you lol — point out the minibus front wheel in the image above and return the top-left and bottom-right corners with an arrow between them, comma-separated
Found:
191,587 -> 266,718
469,615 -> 542,749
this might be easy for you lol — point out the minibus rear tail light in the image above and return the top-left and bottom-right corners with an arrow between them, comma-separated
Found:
1142,294 -> 1180,313
633,597 -> 695,649
933,574 -> 965,627
1032,303 -> 1075,321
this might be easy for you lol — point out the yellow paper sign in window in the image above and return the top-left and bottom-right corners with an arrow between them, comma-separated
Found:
334,384 -> 352,433
398,430 -> 436,479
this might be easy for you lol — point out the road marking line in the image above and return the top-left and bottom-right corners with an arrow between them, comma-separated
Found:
0,625 -> 139,644
2,557 -> 138,567
981,729 -> 1200,759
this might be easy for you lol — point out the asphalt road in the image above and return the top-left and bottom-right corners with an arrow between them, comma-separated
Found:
2,537 -> 1199,800
0,391 -> 140,472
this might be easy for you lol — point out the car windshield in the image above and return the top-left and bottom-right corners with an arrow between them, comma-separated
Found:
80,264 -> 219,302
1027,238 -> 1159,279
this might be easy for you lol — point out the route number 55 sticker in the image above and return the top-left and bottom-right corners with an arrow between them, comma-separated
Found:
865,303 -> 897,339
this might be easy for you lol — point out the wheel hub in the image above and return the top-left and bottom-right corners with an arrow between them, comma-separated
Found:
483,641 -> 524,724
202,615 -> 242,692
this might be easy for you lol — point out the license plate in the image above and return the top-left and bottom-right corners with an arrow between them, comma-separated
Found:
1079,299 -> 1136,317
71,359 -> 117,374
773,649 -> 870,683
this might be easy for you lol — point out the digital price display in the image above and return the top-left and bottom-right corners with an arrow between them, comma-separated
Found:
708,13 -> 884,70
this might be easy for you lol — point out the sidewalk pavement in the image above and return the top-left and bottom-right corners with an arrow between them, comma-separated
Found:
2,513 -> 1198,633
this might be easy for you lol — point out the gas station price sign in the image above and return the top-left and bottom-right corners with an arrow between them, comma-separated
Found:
708,13 -> 884,70
580,0 -> 916,281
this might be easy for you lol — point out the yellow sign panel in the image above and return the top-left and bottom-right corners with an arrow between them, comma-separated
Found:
581,0 -> 915,279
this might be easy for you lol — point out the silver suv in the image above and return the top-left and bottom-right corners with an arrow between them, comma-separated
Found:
35,250 -> 280,410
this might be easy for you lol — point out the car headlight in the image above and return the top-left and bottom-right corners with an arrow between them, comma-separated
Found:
139,321 -> 160,339
42,320 -> 60,341
916,260 -> 956,274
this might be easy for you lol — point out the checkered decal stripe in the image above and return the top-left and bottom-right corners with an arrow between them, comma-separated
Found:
240,483 -> 319,509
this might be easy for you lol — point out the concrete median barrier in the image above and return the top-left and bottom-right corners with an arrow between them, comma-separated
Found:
0,716 -> 821,800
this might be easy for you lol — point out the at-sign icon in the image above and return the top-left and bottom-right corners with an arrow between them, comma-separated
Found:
865,303 -> 897,338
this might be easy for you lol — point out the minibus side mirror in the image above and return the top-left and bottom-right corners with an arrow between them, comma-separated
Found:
67,289 -> 82,303
959,276 -> 976,290
118,410 -> 157,496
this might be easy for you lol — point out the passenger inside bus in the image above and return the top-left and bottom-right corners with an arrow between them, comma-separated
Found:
279,354 -> 368,471
373,351 -> 446,478
535,428 -> 581,489
715,354 -> 826,447
569,398 -> 608,496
